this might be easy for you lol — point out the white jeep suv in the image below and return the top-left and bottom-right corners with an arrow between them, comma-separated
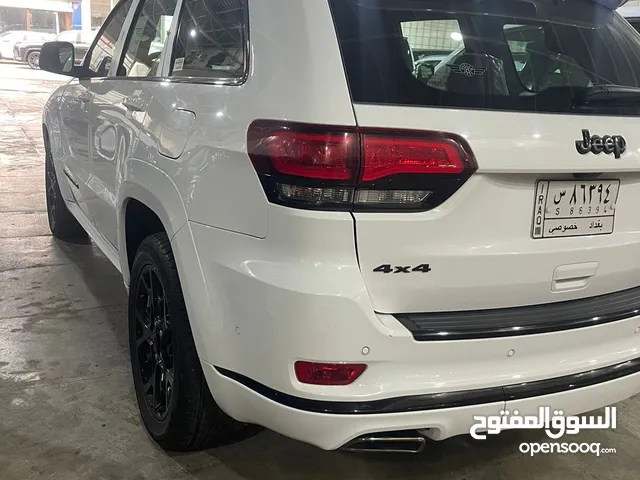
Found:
40,0 -> 640,453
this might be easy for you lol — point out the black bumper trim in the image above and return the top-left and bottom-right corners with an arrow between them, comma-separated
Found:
395,286 -> 640,341
215,356 -> 640,415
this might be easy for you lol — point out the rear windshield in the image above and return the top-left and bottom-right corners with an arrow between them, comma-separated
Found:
329,0 -> 640,115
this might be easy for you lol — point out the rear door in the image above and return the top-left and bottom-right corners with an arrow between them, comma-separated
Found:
330,0 -> 640,313
87,0 -> 176,247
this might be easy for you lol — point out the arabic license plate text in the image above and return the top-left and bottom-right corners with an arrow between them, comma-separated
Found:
531,180 -> 619,238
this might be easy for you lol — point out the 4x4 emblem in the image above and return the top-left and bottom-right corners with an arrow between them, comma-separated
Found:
575,130 -> 626,159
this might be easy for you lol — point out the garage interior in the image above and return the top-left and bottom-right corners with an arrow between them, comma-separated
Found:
2,10 -> 640,480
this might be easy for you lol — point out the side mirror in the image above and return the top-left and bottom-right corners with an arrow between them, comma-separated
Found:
416,63 -> 435,81
39,41 -> 76,76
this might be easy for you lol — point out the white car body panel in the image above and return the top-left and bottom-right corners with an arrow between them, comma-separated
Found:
353,104 -> 640,312
41,0 -> 640,451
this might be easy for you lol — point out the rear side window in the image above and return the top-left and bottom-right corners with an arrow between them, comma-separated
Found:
169,0 -> 248,81
329,0 -> 640,115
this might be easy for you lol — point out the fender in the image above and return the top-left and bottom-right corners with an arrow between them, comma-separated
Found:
117,158 -> 188,284
117,158 -> 216,365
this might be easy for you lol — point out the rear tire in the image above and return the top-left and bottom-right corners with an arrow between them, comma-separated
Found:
27,51 -> 39,69
45,142 -> 87,241
129,233 -> 259,451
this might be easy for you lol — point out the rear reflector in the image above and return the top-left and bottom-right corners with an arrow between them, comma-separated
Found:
248,121 -> 476,211
294,361 -> 367,385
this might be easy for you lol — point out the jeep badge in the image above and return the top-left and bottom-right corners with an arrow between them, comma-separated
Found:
575,129 -> 626,159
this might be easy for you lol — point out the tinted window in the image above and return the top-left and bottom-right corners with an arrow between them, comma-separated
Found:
629,20 -> 640,34
119,0 -> 177,77
86,0 -> 134,76
170,0 -> 247,80
329,0 -> 640,115
503,23 -> 592,92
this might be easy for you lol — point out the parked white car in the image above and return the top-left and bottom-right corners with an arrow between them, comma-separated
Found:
40,0 -> 640,453
0,30 -> 53,60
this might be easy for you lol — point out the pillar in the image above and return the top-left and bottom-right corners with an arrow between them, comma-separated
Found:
81,0 -> 92,31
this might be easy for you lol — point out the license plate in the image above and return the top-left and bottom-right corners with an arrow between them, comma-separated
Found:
532,180 -> 619,238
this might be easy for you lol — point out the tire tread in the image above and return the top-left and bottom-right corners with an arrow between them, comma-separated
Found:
45,139 -> 87,242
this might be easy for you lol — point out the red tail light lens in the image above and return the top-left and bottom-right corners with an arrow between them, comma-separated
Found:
294,361 -> 367,386
247,121 -> 476,211
362,136 -> 465,181
267,131 -> 356,180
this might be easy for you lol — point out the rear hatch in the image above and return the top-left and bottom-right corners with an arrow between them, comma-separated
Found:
329,0 -> 640,313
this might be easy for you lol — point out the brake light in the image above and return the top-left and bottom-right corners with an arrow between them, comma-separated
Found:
362,136 -> 465,181
294,361 -> 367,386
267,131 -> 356,180
247,121 -> 476,211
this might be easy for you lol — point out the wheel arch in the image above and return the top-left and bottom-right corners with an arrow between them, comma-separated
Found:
25,48 -> 40,63
119,162 -> 216,368
118,159 -> 188,285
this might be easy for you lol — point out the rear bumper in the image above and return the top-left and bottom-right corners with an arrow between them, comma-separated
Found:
216,356 -> 640,414
181,218 -> 640,448
203,359 -> 640,450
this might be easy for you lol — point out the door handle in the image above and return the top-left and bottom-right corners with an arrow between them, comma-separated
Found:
123,96 -> 144,112
77,91 -> 92,103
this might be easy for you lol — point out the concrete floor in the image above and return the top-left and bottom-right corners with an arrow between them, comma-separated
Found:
0,60 -> 639,480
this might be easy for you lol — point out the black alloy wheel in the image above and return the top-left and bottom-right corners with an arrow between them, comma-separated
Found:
129,233 -> 260,451
133,265 -> 175,421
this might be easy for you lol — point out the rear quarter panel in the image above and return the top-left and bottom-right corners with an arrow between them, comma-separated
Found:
137,0 -> 356,237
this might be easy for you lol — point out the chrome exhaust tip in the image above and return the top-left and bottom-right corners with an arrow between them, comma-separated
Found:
341,430 -> 427,454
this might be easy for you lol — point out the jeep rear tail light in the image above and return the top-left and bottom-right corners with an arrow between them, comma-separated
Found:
247,121 -> 476,211
294,361 -> 367,385
361,136 -> 465,181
